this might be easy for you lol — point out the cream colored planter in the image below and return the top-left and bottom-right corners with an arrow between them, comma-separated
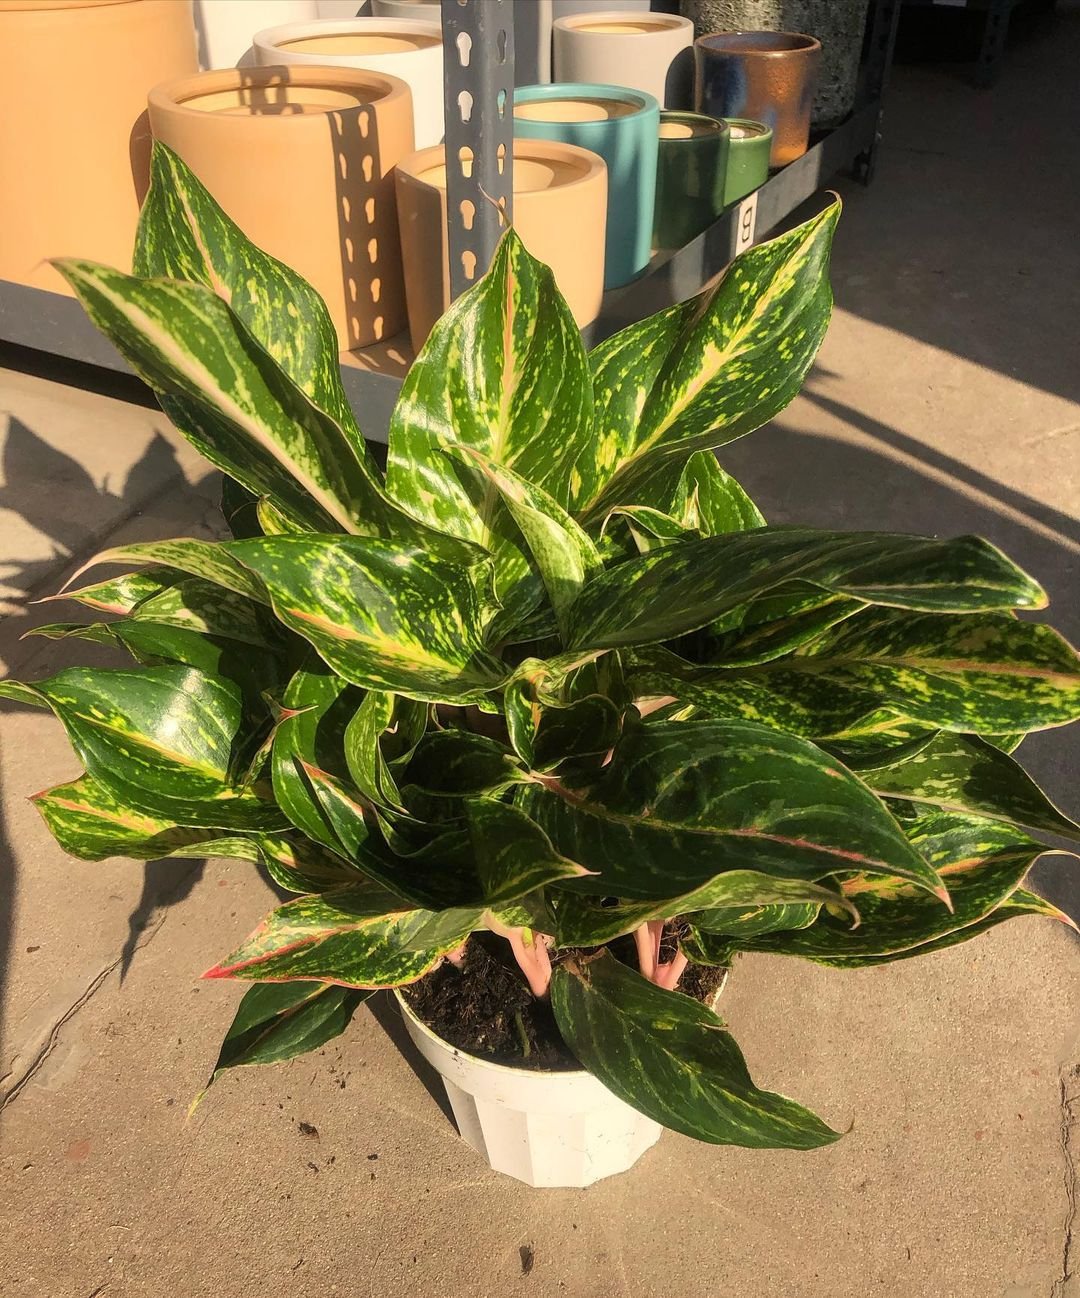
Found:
397,991 -> 662,1188
553,10 -> 694,109
395,138 -> 606,353
0,0 -> 197,294
148,64 -> 413,350
254,16 -> 443,147
195,0 -> 318,69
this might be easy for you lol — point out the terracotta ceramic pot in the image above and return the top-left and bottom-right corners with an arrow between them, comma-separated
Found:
396,138 -> 606,352
194,0 -> 318,69
0,0 -> 197,294
513,83 -> 659,290
721,115 -> 771,204
553,10 -> 694,109
148,64 -> 413,350
652,111 -> 729,252
253,16 -> 444,147
694,30 -> 820,166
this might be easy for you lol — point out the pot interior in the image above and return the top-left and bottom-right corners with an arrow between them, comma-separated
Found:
176,83 -> 385,115
659,117 -> 722,140
514,95 -> 639,123
727,119 -> 769,139
416,152 -> 591,193
572,17 -> 681,36
699,31 -> 818,55
276,31 -> 441,56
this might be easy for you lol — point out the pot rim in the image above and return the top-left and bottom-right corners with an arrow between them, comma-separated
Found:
553,9 -> 693,36
148,64 -> 412,124
658,110 -> 730,142
513,81 -> 659,122
722,115 -> 773,140
253,15 -> 443,58
0,0 -> 133,10
397,136 -> 607,193
695,30 -> 822,58
394,987 -> 592,1081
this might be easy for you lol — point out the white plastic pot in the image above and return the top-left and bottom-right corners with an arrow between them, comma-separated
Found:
253,16 -> 444,146
195,0 -> 319,69
396,991 -> 662,1187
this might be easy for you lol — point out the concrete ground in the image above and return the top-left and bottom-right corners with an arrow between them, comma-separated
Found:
2,10 -> 1079,1297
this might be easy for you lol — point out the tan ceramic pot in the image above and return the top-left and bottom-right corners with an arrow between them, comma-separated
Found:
0,0 -> 198,294
395,138 -> 607,354
148,64 -> 413,350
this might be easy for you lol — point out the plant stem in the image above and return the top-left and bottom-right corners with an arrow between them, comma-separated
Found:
654,951 -> 688,991
634,923 -> 657,981
505,928 -> 553,999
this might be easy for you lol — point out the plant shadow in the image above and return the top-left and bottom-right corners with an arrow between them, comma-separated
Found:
366,990 -> 458,1130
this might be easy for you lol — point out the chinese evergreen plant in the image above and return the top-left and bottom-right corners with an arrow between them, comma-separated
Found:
6,143 -> 1079,1149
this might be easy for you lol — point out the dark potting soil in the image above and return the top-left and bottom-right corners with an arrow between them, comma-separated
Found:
401,931 -> 729,1073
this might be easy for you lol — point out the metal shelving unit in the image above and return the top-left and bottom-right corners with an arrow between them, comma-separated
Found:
900,0 -> 1019,86
0,0 -> 902,441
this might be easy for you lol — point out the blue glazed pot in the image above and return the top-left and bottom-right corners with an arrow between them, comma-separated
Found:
513,83 -> 660,290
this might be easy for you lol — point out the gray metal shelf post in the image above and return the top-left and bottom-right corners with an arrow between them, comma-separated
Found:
440,0 -> 515,298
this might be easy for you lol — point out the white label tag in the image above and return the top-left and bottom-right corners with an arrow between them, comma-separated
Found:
733,191 -> 758,255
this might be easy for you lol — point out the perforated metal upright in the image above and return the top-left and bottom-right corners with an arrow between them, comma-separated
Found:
440,0 -> 515,300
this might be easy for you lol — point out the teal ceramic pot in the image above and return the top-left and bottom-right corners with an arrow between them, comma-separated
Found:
653,110 -> 730,252
513,83 -> 660,289
721,116 -> 771,206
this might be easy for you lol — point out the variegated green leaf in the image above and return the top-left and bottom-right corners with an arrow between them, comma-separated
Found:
208,981 -> 373,1081
31,774 -> 250,862
227,536 -> 505,703
551,951 -> 841,1148
549,871 -> 851,946
62,539 -> 269,605
583,202 -> 839,515
386,228 -> 595,545
704,584 -> 865,666
41,568 -> 181,616
824,888 -> 1074,967
403,729 -> 525,798
271,661 -> 359,848
863,732 -> 1080,841
54,259 -> 392,534
466,798 -> 589,904
569,529 -> 1045,652
739,812 -> 1069,965
445,444 -> 602,639
2,667 -> 283,830
690,901 -> 821,942
675,451 -> 766,535
344,691 -> 405,811
202,884 -> 457,986
523,719 -> 947,900
783,609 -> 1080,733
135,143 -> 364,452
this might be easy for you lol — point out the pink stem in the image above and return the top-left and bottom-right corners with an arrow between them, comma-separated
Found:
647,919 -> 664,970
654,951 -> 689,992
506,930 -> 553,999
634,924 -> 657,981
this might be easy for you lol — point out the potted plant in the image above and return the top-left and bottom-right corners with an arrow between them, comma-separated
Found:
7,143 -> 1078,1189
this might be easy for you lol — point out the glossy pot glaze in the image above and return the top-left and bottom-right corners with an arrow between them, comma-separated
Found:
653,110 -> 729,251
694,30 -> 820,166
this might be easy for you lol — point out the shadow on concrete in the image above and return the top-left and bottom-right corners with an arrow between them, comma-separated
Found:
719,389 -> 1080,923
366,991 -> 458,1130
833,3 -> 1080,409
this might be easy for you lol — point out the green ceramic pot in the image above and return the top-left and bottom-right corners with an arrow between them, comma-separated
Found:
721,116 -> 772,206
513,82 -> 660,289
653,110 -> 730,252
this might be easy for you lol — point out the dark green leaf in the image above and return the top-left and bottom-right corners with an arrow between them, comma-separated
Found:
523,718 -> 947,900
551,951 -> 841,1149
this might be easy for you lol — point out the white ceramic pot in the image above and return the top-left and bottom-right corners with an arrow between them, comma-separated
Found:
195,0 -> 319,69
253,16 -> 443,146
371,0 -> 551,85
553,10 -> 695,108
316,0 -> 366,14
396,991 -> 662,1187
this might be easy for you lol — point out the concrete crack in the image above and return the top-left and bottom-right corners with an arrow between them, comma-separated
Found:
1052,1067 -> 1079,1298
0,905 -> 171,1112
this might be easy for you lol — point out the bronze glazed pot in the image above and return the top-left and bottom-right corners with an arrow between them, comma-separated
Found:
148,64 -> 414,351
694,31 -> 820,167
